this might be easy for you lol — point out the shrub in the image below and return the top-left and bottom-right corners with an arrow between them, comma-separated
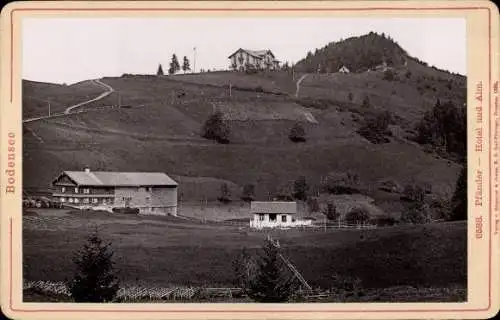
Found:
112,207 -> 139,215
293,176 -> 309,201
401,202 -> 431,224
401,184 -> 425,202
361,96 -> 371,108
345,207 -> 370,224
202,112 -> 230,144
322,171 -> 360,194
218,183 -> 232,203
289,123 -> 306,143
382,69 -> 395,81
241,184 -> 256,202
322,201 -> 339,221
357,111 -> 392,144
330,273 -> 363,296
68,232 -> 120,302
307,197 -> 320,213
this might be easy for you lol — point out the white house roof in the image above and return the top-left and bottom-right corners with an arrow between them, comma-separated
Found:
228,48 -> 275,59
53,171 -> 178,187
250,201 -> 297,214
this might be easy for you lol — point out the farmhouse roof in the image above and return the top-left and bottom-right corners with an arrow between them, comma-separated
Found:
250,201 -> 297,214
53,171 -> 178,187
228,48 -> 275,59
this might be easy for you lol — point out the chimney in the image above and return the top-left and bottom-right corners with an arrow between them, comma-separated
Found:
84,167 -> 90,173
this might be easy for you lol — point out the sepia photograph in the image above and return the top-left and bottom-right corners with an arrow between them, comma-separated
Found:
0,2 -> 497,319
19,14 -> 469,304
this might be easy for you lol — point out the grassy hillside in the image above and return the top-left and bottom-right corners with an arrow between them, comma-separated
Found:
23,210 -> 466,290
22,80 -> 110,118
23,69 -> 462,206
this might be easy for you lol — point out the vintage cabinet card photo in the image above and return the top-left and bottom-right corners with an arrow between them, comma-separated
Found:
0,0 -> 499,319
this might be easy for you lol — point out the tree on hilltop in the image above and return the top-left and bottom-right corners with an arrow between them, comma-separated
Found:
182,56 -> 191,73
156,64 -> 164,76
169,54 -> 180,75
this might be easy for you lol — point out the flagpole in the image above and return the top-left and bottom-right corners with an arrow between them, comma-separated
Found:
193,47 -> 197,73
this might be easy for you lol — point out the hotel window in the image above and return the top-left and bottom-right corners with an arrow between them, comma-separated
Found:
61,187 -> 66,193
74,187 -> 79,194
68,198 -> 74,203
83,188 -> 90,194
282,215 -> 287,222
92,198 -> 98,204
60,197 -> 66,203
83,198 -> 89,204
74,198 -> 79,204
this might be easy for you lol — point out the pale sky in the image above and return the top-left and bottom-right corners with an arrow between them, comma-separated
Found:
22,17 -> 466,84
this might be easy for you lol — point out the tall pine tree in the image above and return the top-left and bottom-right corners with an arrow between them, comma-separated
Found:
156,63 -> 164,76
169,54 -> 180,75
450,165 -> 467,221
182,56 -> 191,73
68,232 -> 120,302
246,239 -> 296,302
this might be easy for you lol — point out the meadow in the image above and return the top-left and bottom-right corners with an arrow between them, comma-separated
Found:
23,208 -> 466,298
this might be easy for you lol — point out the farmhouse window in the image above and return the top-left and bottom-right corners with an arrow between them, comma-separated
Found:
269,214 -> 277,222
92,198 -> 98,204
258,214 -> 264,221
74,187 -> 79,193
83,188 -> 90,194
61,187 -> 66,193
282,215 -> 287,222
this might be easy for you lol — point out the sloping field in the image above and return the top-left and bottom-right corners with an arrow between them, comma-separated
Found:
23,80 -> 108,118
23,210 -> 466,291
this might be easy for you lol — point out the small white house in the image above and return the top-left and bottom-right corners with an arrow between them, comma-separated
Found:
338,65 -> 350,74
249,201 -> 312,229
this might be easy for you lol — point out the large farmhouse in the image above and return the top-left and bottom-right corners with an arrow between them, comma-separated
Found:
228,48 -> 280,71
51,168 -> 178,216
249,201 -> 312,229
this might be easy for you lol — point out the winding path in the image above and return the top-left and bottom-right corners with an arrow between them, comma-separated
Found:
295,74 -> 308,98
23,79 -> 114,123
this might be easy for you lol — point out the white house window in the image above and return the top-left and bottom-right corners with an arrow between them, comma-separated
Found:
282,215 -> 287,222
259,214 -> 264,221
74,187 -> 79,193
61,187 -> 66,193
83,188 -> 90,194
92,198 -> 98,204
60,197 -> 66,203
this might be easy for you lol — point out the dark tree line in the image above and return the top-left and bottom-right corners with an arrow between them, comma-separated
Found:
294,32 -> 408,73
415,99 -> 467,161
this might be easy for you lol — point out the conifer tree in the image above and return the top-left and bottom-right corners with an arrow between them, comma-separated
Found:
169,54 -> 180,75
156,63 -> 164,76
246,239 -> 296,302
182,56 -> 191,73
68,232 -> 120,302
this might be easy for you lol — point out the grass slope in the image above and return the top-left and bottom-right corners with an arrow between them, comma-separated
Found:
23,209 -> 466,290
23,71 -> 461,203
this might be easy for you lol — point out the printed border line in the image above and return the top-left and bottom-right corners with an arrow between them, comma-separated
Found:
8,5 -> 493,314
